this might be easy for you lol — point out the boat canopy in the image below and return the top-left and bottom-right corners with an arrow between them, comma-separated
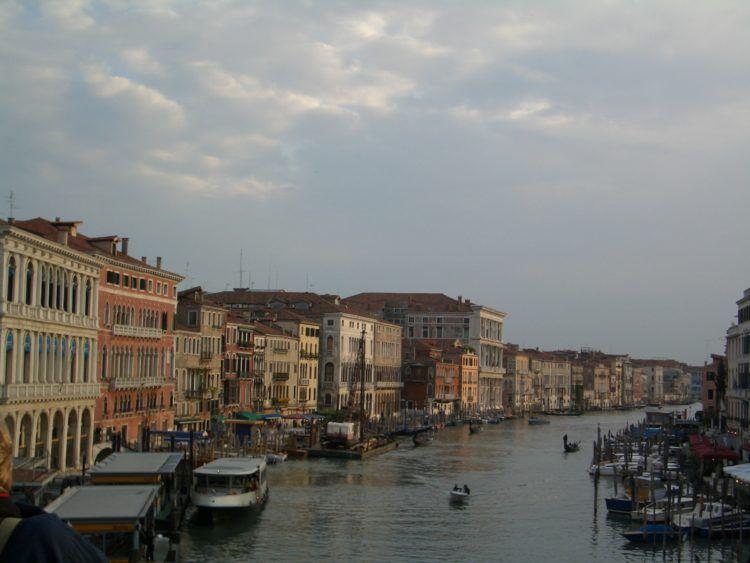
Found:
724,463 -> 750,483
194,457 -> 266,476
46,485 -> 160,524
89,452 -> 185,477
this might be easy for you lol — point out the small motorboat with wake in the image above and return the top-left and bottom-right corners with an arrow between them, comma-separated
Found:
468,420 -> 483,434
450,484 -> 471,502
413,430 -> 434,446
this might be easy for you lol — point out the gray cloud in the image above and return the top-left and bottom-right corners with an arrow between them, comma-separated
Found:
2,0 -> 749,363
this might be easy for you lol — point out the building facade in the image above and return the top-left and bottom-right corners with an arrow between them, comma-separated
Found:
373,320 -> 402,418
2,219 -> 101,470
727,288 -> 750,433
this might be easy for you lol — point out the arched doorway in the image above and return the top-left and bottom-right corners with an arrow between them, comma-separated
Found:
35,412 -> 49,459
18,413 -> 33,458
79,409 -> 91,467
66,410 -> 78,469
50,411 -> 64,470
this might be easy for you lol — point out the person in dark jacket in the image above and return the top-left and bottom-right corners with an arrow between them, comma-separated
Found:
0,422 -> 107,562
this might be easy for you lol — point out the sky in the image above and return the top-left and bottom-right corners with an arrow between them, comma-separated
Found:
2,1 -> 749,364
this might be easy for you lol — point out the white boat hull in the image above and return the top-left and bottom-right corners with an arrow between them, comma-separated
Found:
450,491 -> 470,501
192,486 -> 268,510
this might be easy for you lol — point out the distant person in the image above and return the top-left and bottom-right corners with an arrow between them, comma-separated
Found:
463,484 -> 470,495
0,423 -> 106,562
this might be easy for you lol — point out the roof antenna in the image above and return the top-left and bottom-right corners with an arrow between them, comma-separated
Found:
236,249 -> 246,288
7,190 -> 16,222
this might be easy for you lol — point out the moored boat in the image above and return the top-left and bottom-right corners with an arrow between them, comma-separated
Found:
623,523 -> 683,543
192,457 -> 268,510
413,431 -> 434,446
528,417 -> 550,425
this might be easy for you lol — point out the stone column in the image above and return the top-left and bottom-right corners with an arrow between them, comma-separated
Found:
45,409 -> 53,470
12,328 -> 22,385
73,406 -> 82,468
59,408 -> 69,470
10,412 -> 19,457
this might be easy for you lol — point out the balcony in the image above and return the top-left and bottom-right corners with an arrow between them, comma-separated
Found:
111,376 -> 168,390
112,324 -> 163,339
272,348 -> 289,355
300,351 -> 319,360
184,388 -> 208,399
0,382 -> 100,402
272,373 -> 289,381
237,342 -> 253,349
298,378 -> 310,386
200,351 -> 214,362
2,302 -> 98,330
375,380 -> 403,389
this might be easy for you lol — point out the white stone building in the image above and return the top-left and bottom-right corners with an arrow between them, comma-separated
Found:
0,219 -> 100,471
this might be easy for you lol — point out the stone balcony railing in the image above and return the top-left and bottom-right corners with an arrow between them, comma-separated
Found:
111,376 -> 168,389
298,378 -> 310,386
112,324 -> 164,339
2,302 -> 98,330
0,382 -> 100,402
375,380 -> 403,389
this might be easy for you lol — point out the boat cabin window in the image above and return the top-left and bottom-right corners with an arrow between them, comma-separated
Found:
196,472 -> 259,492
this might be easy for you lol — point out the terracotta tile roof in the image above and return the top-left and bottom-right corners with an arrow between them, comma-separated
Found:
343,292 -> 474,313
10,217 -> 182,278
205,289 -> 379,321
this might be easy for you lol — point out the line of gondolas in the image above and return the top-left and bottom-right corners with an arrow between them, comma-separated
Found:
592,406 -> 750,559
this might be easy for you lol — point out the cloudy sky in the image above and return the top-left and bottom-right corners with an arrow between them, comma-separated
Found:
2,1 -> 749,363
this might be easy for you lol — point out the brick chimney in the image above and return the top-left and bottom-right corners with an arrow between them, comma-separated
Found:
141,256 -> 148,264
121,237 -> 129,256
457,295 -> 462,304
156,256 -> 162,269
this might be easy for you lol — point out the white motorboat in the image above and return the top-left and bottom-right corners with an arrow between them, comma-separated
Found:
192,457 -> 268,510
588,462 -> 625,476
266,452 -> 287,464
675,502 -> 747,530
631,497 -> 695,523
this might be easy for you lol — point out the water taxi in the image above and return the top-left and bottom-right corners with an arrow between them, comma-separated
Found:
192,457 -> 268,510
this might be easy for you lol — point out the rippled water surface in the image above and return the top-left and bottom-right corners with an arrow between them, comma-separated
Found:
182,407 -> 742,562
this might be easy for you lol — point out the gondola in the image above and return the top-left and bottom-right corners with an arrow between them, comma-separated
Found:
412,430 -> 434,446
563,434 -> 580,453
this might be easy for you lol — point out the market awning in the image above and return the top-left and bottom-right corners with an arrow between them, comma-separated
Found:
725,464 -> 750,483
689,434 -> 740,462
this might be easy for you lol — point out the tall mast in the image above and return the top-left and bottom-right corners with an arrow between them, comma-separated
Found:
359,326 -> 366,443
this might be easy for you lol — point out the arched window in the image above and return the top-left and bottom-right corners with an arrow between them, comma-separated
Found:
22,333 -> 31,383
101,346 -> 107,380
37,335 -> 43,383
25,263 -> 33,305
104,303 -> 110,326
84,280 -> 91,316
4,332 -> 13,384
55,270 -> 62,310
6,257 -> 16,302
71,276 -> 78,314
103,397 -> 108,417
40,267 -> 48,308
62,273 -> 69,312
48,269 -> 56,308
69,339 -> 77,382
324,362 -> 334,382
83,340 -> 90,382
326,335 -> 333,355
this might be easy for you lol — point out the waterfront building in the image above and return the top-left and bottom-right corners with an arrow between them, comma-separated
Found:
702,354 -> 723,418
503,345 -> 533,413
402,341 -> 460,414
256,320 -> 300,410
79,234 -> 181,448
222,314 -> 255,416
726,288 -> 750,433
444,344 -> 478,415
272,310 -> 320,411
342,293 -> 506,412
0,218 -> 100,470
173,326 -> 206,431
372,320 -> 402,418
175,288 -> 225,429
632,366 -> 645,405
642,366 -> 664,405
206,290 -> 397,417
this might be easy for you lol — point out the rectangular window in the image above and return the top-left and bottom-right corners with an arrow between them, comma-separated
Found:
139,278 -> 146,290
327,319 -> 334,326
123,274 -> 130,287
106,271 -> 120,284
148,280 -> 153,292
131,277 -> 137,289
172,286 -> 177,297
188,311 -> 198,326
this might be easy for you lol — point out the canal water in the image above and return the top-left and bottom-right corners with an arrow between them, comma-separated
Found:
182,406 -> 741,562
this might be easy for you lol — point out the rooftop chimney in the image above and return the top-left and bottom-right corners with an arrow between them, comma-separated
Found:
156,257 -> 162,269
457,295 -> 462,304
121,237 -> 129,256
55,216 -> 60,222
141,256 -> 148,264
